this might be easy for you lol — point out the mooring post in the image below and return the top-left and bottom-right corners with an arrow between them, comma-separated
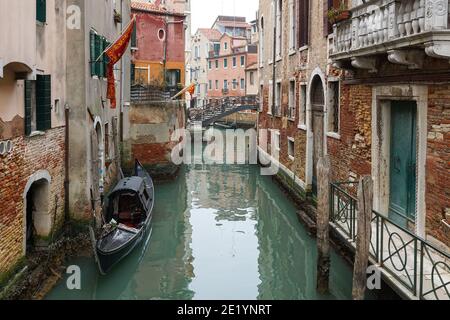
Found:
352,175 -> 374,300
316,155 -> 331,294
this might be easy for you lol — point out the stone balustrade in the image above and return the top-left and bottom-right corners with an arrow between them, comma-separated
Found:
331,0 -> 450,63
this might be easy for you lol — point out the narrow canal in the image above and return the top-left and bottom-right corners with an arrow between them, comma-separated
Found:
47,162 -> 359,300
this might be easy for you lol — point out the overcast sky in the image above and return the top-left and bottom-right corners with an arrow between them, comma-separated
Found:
191,0 -> 259,35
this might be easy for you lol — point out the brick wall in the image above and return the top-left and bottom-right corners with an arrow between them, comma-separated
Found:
327,83 -> 372,182
124,101 -> 185,175
0,127 -> 65,278
426,85 -> 450,244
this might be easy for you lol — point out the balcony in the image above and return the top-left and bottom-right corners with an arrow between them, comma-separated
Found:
331,0 -> 450,71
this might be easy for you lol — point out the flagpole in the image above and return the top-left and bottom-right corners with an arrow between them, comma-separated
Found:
94,15 -> 136,63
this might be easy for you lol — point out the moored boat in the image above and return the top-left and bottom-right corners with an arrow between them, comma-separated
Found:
93,160 -> 155,275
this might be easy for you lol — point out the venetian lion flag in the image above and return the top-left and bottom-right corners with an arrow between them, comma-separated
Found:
104,16 -> 136,108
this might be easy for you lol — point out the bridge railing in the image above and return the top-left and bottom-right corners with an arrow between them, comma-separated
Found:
330,182 -> 450,300
188,95 -> 259,122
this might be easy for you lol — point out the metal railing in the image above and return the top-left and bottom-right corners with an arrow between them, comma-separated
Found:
330,182 -> 450,300
188,95 -> 259,125
131,84 -> 180,103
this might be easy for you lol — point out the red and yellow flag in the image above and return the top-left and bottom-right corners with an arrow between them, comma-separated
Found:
105,16 -> 136,108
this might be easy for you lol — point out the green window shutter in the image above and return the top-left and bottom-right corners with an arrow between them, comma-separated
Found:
176,69 -> 181,84
131,24 -> 137,47
36,0 -> 46,23
95,35 -> 103,77
90,31 -> 96,76
103,38 -> 110,78
131,64 -> 135,84
36,75 -> 51,131
24,81 -> 33,136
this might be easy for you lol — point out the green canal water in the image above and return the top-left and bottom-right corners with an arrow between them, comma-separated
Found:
46,163 -> 360,300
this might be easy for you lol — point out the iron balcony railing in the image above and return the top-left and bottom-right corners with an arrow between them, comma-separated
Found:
330,182 -> 450,300
130,84 -> 181,103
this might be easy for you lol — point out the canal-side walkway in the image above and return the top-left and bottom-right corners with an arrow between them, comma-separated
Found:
330,182 -> 450,300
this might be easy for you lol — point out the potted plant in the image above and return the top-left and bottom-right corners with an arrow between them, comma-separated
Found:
114,9 -> 122,23
327,1 -> 351,25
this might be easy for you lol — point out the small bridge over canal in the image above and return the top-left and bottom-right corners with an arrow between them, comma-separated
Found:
188,95 -> 259,127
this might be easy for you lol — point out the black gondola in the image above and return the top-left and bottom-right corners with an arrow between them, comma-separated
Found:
93,160 -> 155,275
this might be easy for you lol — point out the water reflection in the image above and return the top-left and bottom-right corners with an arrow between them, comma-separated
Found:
47,162 -> 354,300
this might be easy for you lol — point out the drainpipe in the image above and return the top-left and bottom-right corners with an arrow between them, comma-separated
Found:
64,104 -> 70,223
164,17 -> 168,88
272,0 -> 277,117
120,0 -> 124,144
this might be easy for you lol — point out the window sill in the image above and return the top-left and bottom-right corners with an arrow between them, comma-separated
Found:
131,47 -> 139,51
276,56 -> 282,62
288,49 -> 296,56
299,45 -> 309,52
268,60 -> 273,65
288,155 -> 295,161
36,21 -> 46,27
298,124 -> 307,131
288,117 -> 296,122
29,131 -> 46,138
327,132 -> 341,140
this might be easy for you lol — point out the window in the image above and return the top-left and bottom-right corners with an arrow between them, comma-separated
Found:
233,57 -> 237,67
275,0 -> 282,58
104,123 -> 109,159
24,75 -> 52,135
298,0 -> 309,47
224,58 -> 228,69
215,60 -> 219,69
232,79 -> 237,90
209,80 -> 212,90
289,0 -> 296,51
241,56 -> 245,67
250,72 -> 255,85
288,80 -> 296,120
36,0 -> 46,23
213,43 -> 220,56
224,42 -> 228,50
275,81 -> 282,116
215,80 -> 219,90
259,84 -> 264,112
158,29 -> 166,41
288,138 -> 295,160
328,81 -> 340,133
299,85 -> 307,126
260,17 -> 264,65
195,46 -> 199,58
208,61 -> 212,69
224,80 -> 228,90
268,80 -> 273,115
166,69 -> 181,87
240,79 -> 245,90
90,31 -> 109,78
273,130 -> 280,151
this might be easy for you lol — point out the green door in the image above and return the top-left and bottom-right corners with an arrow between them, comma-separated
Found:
389,101 -> 417,228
